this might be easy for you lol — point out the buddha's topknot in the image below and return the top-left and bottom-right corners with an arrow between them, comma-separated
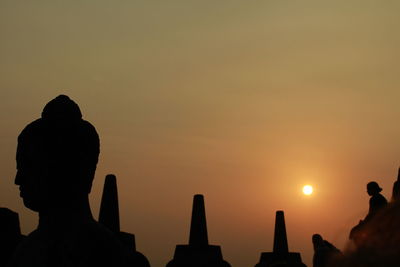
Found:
41,95 -> 82,121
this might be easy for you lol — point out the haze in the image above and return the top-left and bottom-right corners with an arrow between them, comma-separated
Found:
1,1 -> 399,266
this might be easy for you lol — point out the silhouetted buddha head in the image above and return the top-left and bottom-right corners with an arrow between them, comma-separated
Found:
15,95 -> 100,212
367,181 -> 382,196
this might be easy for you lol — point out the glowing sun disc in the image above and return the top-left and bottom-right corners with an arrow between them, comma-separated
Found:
303,185 -> 313,195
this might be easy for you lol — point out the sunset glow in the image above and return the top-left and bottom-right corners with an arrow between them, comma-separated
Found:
1,2 -> 400,267
303,185 -> 313,196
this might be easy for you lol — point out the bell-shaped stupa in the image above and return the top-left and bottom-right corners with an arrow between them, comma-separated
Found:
255,211 -> 307,267
166,194 -> 231,267
99,174 -> 150,267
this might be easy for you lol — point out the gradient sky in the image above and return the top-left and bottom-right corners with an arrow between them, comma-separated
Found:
1,1 -> 400,266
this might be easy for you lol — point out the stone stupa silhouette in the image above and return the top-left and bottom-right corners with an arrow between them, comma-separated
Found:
166,194 -> 231,267
98,174 -> 150,267
255,211 -> 307,267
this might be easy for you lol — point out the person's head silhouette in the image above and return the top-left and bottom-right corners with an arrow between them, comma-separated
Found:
367,181 -> 382,196
311,234 -> 324,244
15,95 -> 100,212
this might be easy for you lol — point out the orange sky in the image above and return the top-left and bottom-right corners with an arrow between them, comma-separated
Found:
1,1 -> 400,266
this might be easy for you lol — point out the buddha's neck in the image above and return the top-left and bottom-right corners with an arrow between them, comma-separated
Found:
38,195 -> 93,230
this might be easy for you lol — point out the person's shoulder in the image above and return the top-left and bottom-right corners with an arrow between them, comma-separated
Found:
378,193 -> 388,203
371,194 -> 387,202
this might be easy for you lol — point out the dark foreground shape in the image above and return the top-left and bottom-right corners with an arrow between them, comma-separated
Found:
99,174 -> 150,267
10,95 -> 129,267
391,167 -> 400,202
0,208 -> 25,266
349,181 -> 388,247
166,194 -> 231,267
255,211 -> 307,267
312,234 -> 342,267
335,197 -> 400,267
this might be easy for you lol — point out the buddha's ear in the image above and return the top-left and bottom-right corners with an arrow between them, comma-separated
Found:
80,168 -> 96,194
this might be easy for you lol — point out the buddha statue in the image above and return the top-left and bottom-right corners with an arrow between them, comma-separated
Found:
9,95 -> 129,267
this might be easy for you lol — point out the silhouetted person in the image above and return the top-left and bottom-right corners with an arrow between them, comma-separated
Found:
99,174 -> 150,267
255,211 -> 306,267
391,168 -> 400,202
8,95 -> 129,267
364,181 -> 388,222
350,181 -> 388,246
312,234 -> 342,267
166,194 -> 231,267
0,208 -> 25,266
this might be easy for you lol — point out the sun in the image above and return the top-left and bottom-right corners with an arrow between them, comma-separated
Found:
302,185 -> 313,195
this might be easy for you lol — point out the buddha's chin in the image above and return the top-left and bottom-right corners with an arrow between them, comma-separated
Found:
22,197 -> 40,212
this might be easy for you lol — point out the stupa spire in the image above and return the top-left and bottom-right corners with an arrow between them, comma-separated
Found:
189,194 -> 209,246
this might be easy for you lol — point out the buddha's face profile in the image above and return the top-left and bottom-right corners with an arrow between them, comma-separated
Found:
15,136 -> 50,211
15,95 -> 100,212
